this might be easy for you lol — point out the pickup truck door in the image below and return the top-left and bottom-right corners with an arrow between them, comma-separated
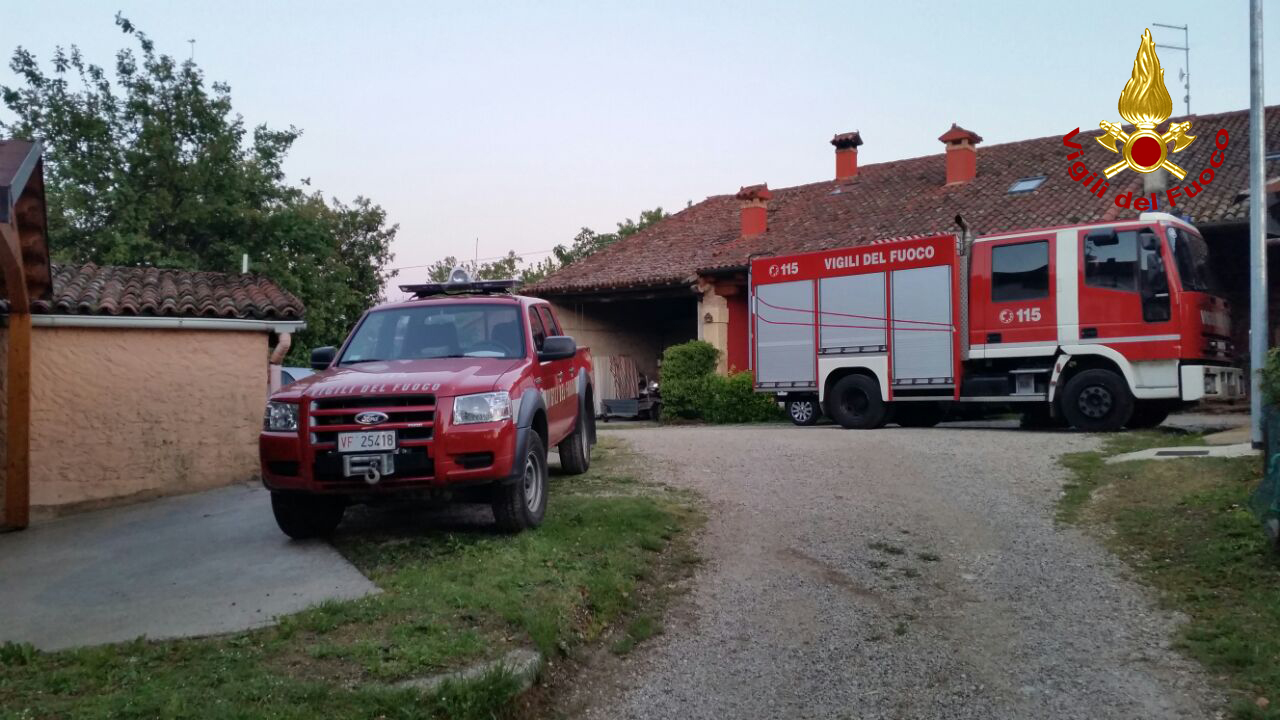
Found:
534,305 -> 577,444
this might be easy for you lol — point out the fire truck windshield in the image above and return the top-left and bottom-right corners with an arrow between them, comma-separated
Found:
1166,227 -> 1217,294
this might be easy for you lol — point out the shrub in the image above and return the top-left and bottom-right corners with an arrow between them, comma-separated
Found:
660,341 -> 719,419
1263,346 -> 1280,407
658,341 -> 782,423
704,372 -> 785,423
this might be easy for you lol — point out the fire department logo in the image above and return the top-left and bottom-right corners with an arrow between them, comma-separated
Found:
1095,28 -> 1195,180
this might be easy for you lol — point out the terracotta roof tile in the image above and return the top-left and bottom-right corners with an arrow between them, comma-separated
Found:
6,264 -> 305,320
530,106 -> 1280,294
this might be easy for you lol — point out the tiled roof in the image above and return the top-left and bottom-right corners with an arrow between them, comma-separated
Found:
2,264 -> 304,320
530,106 -> 1280,294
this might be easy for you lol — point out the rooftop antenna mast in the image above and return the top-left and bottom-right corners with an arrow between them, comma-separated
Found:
187,39 -> 195,61
1153,22 -> 1190,116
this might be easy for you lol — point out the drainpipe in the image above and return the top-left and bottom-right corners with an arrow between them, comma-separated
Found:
269,332 -> 292,393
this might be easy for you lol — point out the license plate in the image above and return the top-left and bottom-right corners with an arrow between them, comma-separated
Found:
338,430 -> 396,453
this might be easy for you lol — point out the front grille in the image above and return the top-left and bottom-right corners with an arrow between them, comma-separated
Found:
306,394 -> 437,485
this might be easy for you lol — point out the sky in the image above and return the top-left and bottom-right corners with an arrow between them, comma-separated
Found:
4,1 -> 1279,288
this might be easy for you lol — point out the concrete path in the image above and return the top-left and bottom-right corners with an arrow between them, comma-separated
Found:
0,484 -> 377,650
1108,442 -> 1258,464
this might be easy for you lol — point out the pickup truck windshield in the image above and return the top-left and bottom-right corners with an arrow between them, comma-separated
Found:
340,303 -> 526,364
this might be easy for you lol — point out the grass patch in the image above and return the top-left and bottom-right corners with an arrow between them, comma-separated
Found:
0,436 -> 700,720
1058,431 -> 1280,718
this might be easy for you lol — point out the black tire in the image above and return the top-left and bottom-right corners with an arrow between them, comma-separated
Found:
558,409 -> 592,475
894,403 -> 944,428
493,432 -> 549,532
1127,402 -> 1172,429
270,492 -> 345,540
826,374 -> 888,430
787,397 -> 820,426
1061,368 -> 1134,432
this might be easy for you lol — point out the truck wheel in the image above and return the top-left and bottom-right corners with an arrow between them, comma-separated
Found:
827,374 -> 887,430
270,492 -> 345,540
558,412 -> 592,475
1061,369 -> 1134,432
1127,402 -> 1171,429
787,397 -> 820,426
894,403 -> 943,428
493,433 -> 548,532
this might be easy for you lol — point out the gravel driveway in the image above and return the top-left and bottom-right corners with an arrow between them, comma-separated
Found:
569,424 -> 1219,720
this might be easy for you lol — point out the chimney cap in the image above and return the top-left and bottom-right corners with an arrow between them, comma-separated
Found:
938,123 -> 983,145
735,184 -> 773,202
830,131 -> 864,150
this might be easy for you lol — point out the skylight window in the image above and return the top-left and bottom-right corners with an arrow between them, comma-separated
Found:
1008,176 -> 1047,194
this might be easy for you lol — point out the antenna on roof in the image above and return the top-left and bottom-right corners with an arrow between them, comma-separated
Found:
241,253 -> 249,274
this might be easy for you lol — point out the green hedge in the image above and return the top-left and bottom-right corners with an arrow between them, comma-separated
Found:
659,341 -> 782,423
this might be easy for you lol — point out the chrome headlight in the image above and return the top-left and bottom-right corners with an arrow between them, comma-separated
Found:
264,401 -> 300,432
452,392 -> 512,425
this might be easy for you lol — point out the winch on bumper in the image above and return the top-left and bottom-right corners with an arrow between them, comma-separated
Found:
260,394 -> 523,493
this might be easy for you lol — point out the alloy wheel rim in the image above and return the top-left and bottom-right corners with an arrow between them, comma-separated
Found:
792,401 -> 813,423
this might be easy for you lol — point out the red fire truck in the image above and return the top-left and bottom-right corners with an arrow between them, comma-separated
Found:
750,211 -> 1243,431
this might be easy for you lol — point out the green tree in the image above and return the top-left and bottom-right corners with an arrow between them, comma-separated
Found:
422,250 -> 523,282
0,14 -> 397,362
519,207 -> 670,284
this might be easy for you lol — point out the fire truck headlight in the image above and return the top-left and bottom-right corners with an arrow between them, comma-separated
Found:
264,401 -> 300,432
453,392 -> 512,425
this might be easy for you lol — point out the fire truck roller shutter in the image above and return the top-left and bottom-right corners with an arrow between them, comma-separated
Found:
891,265 -> 954,383
755,279 -> 816,386
819,273 -> 886,352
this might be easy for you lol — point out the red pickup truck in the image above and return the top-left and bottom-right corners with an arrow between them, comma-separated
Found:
259,273 -> 595,538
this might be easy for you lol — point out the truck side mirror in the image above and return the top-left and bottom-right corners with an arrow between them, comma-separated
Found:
1139,232 -> 1160,251
311,346 -> 337,370
538,335 -> 576,362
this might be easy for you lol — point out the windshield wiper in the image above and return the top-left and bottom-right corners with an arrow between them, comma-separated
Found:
340,358 -> 387,365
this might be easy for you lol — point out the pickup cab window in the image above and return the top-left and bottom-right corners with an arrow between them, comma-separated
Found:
537,306 -> 561,336
341,304 -> 526,363
528,307 -> 548,351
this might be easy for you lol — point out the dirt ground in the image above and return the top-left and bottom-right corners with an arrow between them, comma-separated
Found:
556,423 -> 1223,720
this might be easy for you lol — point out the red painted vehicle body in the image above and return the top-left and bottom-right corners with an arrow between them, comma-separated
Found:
750,212 -> 1243,431
260,286 -> 594,537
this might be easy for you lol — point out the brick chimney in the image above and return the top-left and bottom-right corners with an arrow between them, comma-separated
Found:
831,131 -> 863,180
736,184 -> 772,237
938,123 -> 983,185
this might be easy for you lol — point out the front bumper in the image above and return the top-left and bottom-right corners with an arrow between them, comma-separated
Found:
260,396 -> 520,494
1180,364 -> 1245,402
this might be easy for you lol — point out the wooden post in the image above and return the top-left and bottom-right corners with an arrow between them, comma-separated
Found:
0,221 -> 29,530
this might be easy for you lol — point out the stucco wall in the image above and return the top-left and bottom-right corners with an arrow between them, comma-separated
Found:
0,326 -> 268,516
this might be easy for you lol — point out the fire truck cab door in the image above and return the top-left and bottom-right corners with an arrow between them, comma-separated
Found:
971,235 -> 1057,352
1076,225 -> 1175,351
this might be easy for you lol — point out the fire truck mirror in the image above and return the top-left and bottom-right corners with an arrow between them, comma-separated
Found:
1139,231 -> 1160,251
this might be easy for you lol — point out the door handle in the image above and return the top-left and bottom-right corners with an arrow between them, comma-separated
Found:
986,332 -> 1002,343
1082,327 -> 1098,339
